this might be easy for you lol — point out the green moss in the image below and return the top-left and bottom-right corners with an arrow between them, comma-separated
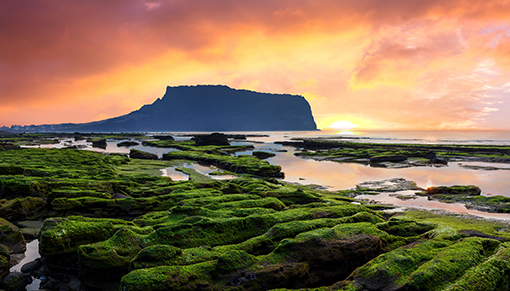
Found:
39,216 -> 136,256
0,217 -> 26,253
216,250 -> 256,273
130,244 -> 183,270
377,216 -> 436,237
401,211 -> 510,240
78,226 -> 154,276
120,262 -> 215,291
445,243 -> 510,291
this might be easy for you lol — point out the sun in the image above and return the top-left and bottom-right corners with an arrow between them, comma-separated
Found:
329,120 -> 359,130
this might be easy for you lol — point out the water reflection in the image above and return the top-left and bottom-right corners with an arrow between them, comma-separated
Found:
358,192 -> 510,221
10,240 -> 41,290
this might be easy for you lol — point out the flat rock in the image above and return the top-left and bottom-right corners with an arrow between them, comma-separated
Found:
357,178 -> 422,192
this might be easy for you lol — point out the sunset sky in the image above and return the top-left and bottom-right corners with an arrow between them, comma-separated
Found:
1,0 -> 510,130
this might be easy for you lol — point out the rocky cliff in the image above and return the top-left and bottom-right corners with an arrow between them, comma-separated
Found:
51,85 -> 317,132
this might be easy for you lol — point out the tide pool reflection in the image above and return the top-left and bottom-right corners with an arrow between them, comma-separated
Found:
269,147 -> 510,197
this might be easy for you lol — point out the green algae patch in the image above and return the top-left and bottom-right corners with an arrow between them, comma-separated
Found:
130,244 -> 183,270
39,216 -> 136,257
445,243 -> 510,291
120,262 -> 215,291
216,250 -> 256,273
401,210 -> 510,241
0,196 -> 46,221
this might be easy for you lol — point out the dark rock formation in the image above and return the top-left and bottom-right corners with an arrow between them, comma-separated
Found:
117,141 -> 140,147
426,185 -> 481,196
369,155 -> 407,163
37,85 -> 317,132
92,139 -> 107,149
152,135 -> 174,141
193,133 -> 229,146
252,151 -> 276,159
129,149 -> 158,160
0,271 -> 29,291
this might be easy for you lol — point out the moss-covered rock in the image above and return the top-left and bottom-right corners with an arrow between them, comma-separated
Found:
0,197 -> 46,221
39,216 -> 136,257
0,218 -> 25,254
78,226 -> 154,290
0,245 -> 10,280
130,244 -> 183,270
0,271 -> 29,291
427,185 -> 482,196
129,149 -> 158,160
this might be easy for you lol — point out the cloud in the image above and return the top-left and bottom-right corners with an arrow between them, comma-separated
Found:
1,0 -> 510,128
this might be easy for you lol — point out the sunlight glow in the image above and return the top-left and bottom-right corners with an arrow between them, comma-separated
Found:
329,120 -> 359,130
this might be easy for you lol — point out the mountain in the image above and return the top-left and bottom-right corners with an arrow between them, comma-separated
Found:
41,85 -> 317,132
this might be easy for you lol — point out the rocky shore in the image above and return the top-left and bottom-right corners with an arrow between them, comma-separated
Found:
0,133 -> 509,290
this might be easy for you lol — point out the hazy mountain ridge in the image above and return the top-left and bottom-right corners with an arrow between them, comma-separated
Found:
29,85 -> 317,132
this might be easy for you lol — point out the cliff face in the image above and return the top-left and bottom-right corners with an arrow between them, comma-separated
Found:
53,85 -> 317,132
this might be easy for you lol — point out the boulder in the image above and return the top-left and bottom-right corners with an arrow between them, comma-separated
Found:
193,133 -> 230,146
129,149 -> 158,160
0,218 -> 26,254
426,185 -> 481,196
252,151 -> 276,159
91,139 -> 107,149
0,197 -> 46,222
370,155 -> 407,163
117,141 -> 140,147
0,245 -> 9,280
21,258 -> 42,274
0,271 -> 29,291
153,135 -> 174,141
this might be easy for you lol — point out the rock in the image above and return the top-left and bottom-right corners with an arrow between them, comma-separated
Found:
21,258 -> 42,274
356,178 -> 422,192
430,157 -> 448,165
252,151 -> 276,159
130,245 -> 182,270
91,139 -> 107,149
37,85 -> 317,132
117,141 -> 140,147
153,135 -> 174,141
193,133 -> 230,146
112,193 -> 131,199
0,245 -> 10,280
227,134 -> 247,140
0,271 -> 29,291
0,218 -> 26,254
370,155 -> 407,163
426,185 -> 481,196
0,197 -> 47,222
129,149 -> 158,160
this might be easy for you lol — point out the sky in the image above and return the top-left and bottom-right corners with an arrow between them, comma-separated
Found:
1,0 -> 510,130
